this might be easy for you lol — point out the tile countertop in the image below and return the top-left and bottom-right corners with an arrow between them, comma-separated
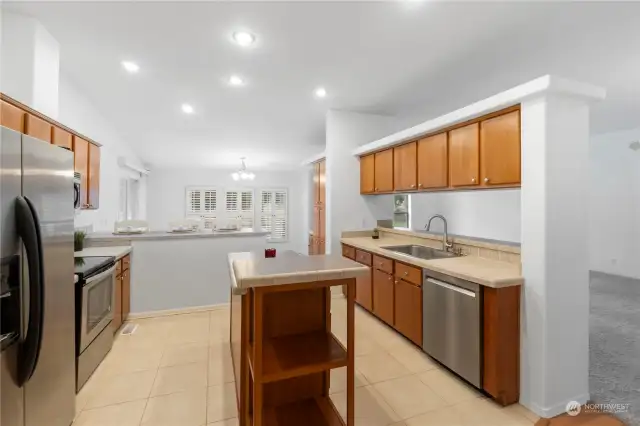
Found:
228,251 -> 369,295
341,236 -> 523,289
75,246 -> 132,260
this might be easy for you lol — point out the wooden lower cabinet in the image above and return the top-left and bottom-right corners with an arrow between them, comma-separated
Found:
113,255 -> 132,333
113,272 -> 123,332
355,269 -> 372,311
122,267 -> 131,321
343,245 -> 521,405
372,269 -> 394,325
482,285 -> 520,405
394,279 -> 422,346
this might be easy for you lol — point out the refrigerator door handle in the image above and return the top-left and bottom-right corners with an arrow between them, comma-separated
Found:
15,196 -> 45,386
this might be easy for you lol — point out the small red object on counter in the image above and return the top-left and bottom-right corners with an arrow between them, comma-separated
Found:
264,248 -> 276,258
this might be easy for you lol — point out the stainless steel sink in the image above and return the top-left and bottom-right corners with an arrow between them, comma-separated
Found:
382,245 -> 459,260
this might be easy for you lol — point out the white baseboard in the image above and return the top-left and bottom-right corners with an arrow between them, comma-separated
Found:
530,393 -> 590,418
128,303 -> 230,320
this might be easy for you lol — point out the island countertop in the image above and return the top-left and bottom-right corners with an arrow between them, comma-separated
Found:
228,251 -> 368,294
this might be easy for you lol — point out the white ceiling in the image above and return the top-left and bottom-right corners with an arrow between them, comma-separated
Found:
5,2 -> 640,169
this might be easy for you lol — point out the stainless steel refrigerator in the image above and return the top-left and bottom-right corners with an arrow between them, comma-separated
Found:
1,126 -> 76,426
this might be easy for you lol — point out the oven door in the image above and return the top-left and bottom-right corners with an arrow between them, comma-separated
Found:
80,266 -> 115,352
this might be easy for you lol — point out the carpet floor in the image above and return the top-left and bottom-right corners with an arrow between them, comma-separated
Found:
589,271 -> 640,425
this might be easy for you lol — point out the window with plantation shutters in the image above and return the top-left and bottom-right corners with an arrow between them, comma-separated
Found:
260,189 -> 288,242
226,190 -> 254,229
186,187 -> 219,216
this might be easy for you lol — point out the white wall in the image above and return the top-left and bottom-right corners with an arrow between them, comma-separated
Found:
589,127 -> 640,279
1,11 -> 59,118
325,110 -> 399,254
58,75 -> 145,231
410,189 -> 521,242
146,168 -> 307,253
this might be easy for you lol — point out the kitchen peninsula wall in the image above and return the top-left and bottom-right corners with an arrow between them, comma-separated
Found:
146,167 -> 307,253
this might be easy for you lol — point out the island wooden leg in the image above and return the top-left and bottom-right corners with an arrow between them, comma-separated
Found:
253,288 -> 264,426
346,279 -> 355,426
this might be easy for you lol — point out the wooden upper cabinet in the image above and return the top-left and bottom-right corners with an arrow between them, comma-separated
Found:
1,100 -> 25,132
417,133 -> 448,189
374,149 -> 393,192
360,154 -> 375,194
449,123 -> 479,187
73,136 -> 89,208
393,142 -> 417,191
480,110 -> 521,186
24,114 -> 52,143
318,160 -> 326,205
88,143 -> 101,209
52,126 -> 73,150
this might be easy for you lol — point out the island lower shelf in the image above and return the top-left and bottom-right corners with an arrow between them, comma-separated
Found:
231,277 -> 356,426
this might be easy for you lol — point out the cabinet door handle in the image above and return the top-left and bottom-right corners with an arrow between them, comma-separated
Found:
471,178 -> 476,183
388,276 -> 392,281
418,183 -> 423,188
484,177 -> 490,183
375,187 -> 378,191
395,280 -> 398,284
410,184 -> 415,188
404,271 -> 408,276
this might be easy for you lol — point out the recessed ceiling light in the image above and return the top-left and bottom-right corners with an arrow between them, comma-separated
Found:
121,61 -> 139,73
315,87 -> 327,98
232,31 -> 256,47
228,75 -> 244,86
181,104 -> 194,114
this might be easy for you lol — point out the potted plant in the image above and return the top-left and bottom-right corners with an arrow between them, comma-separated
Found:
74,230 -> 86,252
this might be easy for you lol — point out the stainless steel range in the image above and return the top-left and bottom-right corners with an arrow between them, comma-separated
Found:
74,255 -> 116,390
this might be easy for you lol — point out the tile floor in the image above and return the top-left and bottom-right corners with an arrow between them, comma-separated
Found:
73,297 -> 540,426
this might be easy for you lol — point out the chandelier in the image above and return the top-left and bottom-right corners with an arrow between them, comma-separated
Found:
231,157 -> 255,181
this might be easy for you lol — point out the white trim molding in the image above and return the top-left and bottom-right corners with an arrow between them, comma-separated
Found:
126,303 -> 230,320
352,75 -> 606,157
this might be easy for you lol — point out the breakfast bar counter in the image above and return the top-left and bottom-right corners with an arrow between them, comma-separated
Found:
227,251 -> 368,426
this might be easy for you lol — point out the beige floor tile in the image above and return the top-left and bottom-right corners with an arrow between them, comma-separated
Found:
207,383 -> 238,423
208,419 -> 238,426
329,366 -> 369,394
331,386 -> 401,426
354,332 -> 386,356
99,346 -> 163,376
356,352 -> 412,384
418,369 -> 482,405
141,388 -> 207,426
390,423 -> 408,426
85,369 -> 156,409
503,404 -> 539,423
451,398 -> 532,426
387,344 -> 440,374
209,348 -> 235,386
160,342 -> 209,367
369,325 -> 414,351
151,362 -> 208,396
404,406 -> 465,426
73,400 -> 147,426
373,375 -> 448,419
76,371 -> 102,415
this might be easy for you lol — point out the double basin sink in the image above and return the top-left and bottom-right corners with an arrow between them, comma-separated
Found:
381,244 -> 459,261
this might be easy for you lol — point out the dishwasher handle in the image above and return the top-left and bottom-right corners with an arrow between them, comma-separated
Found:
425,278 -> 476,298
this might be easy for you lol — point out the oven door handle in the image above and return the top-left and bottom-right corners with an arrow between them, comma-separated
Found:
85,265 -> 116,288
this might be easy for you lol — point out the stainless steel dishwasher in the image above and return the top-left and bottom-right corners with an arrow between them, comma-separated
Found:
422,269 -> 482,388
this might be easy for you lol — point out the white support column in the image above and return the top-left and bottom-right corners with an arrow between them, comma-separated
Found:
520,93 -> 597,417
1,11 -> 60,118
